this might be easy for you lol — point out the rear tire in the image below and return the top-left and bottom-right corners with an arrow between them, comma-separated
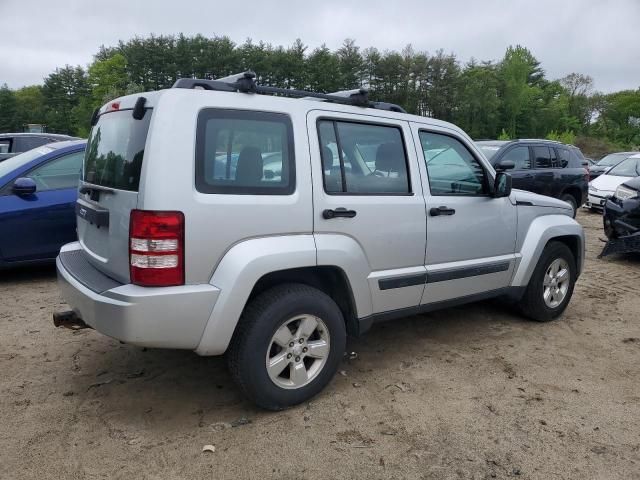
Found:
560,193 -> 578,218
519,241 -> 576,322
226,283 -> 346,410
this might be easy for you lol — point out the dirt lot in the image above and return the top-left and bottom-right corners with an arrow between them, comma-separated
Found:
1,210 -> 639,480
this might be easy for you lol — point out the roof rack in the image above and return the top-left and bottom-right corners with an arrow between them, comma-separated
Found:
172,71 -> 407,113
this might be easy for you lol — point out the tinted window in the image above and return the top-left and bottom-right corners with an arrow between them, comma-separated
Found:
502,146 -> 530,169
533,146 -> 552,169
84,110 -> 151,191
420,131 -> 487,195
14,136 -> 49,152
28,151 -> 83,191
557,148 -> 571,168
196,110 -> 294,195
318,120 -> 409,194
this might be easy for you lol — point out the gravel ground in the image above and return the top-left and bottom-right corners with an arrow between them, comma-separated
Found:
1,210 -> 639,480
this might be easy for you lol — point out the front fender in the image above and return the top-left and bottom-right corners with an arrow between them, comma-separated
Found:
195,235 -> 317,356
511,215 -> 585,287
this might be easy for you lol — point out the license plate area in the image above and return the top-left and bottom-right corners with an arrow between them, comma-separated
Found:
75,201 -> 109,228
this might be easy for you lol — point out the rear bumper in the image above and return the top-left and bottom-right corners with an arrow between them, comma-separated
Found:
56,243 -> 219,349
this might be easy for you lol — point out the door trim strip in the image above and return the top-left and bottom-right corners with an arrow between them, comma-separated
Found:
427,260 -> 511,283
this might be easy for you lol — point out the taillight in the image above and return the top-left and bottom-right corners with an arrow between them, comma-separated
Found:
584,168 -> 590,182
129,210 -> 184,286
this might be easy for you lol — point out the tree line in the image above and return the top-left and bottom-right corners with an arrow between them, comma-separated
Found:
0,34 -> 639,155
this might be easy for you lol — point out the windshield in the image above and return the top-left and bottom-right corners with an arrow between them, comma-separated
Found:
597,153 -> 631,167
0,145 -> 55,179
476,145 -> 502,160
84,109 -> 151,191
607,157 -> 640,177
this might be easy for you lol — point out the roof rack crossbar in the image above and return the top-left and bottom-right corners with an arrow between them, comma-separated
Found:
171,71 -> 406,113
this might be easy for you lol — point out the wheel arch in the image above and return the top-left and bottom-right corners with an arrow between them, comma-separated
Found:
511,215 -> 585,287
195,234 -> 371,356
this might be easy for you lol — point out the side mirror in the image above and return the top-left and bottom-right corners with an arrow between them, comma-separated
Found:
12,177 -> 37,196
493,172 -> 512,198
495,160 -> 515,171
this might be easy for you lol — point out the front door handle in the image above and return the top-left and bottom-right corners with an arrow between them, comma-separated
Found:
323,208 -> 357,219
429,206 -> 456,216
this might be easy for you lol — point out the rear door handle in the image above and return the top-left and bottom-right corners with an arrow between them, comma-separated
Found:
323,208 -> 357,219
429,206 -> 456,216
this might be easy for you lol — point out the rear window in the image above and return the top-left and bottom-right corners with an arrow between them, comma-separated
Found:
195,109 -> 295,195
83,110 -> 151,191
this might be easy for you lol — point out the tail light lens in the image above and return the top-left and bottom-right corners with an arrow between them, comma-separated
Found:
129,210 -> 184,286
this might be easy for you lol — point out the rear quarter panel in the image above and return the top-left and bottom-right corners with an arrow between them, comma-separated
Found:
138,90 -> 314,285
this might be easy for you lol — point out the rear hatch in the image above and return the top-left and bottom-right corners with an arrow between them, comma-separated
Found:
76,98 -> 153,283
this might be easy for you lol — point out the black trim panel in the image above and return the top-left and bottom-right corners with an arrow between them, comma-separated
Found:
378,273 -> 427,291
516,200 -> 534,206
75,201 -> 109,228
357,286 -> 526,335
427,261 -> 510,283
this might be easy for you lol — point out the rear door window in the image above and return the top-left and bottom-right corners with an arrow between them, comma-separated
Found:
533,146 -> 552,169
317,120 -> 410,194
195,110 -> 295,195
84,110 -> 152,191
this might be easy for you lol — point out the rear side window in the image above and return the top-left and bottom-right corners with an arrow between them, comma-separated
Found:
557,148 -> 571,168
196,109 -> 295,195
502,146 -> 530,169
317,120 -> 410,195
84,110 -> 151,191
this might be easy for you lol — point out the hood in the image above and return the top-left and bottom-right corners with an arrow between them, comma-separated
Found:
589,165 -> 608,172
590,174 -> 630,193
512,189 -> 573,211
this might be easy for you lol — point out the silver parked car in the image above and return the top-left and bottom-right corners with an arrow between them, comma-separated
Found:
55,72 -> 584,410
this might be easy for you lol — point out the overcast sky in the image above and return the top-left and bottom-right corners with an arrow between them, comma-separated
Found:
1,0 -> 639,92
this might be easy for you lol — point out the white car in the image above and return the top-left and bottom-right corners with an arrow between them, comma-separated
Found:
587,153 -> 640,209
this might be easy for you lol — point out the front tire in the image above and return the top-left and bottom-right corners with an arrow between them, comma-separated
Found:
519,241 -> 576,322
226,283 -> 346,410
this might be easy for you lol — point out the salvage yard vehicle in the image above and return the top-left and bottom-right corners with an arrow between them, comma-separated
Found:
475,139 -> 588,217
589,151 -> 638,180
598,176 -> 640,257
55,72 -> 584,410
0,140 -> 86,268
587,153 -> 640,210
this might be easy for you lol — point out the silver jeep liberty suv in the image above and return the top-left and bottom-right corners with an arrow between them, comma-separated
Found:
55,71 -> 584,410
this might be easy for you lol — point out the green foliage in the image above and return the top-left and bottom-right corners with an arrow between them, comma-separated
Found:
546,129 -> 576,145
1,34 -> 638,153
497,129 -> 511,141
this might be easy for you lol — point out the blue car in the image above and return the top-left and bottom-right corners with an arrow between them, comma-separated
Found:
0,140 -> 86,267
